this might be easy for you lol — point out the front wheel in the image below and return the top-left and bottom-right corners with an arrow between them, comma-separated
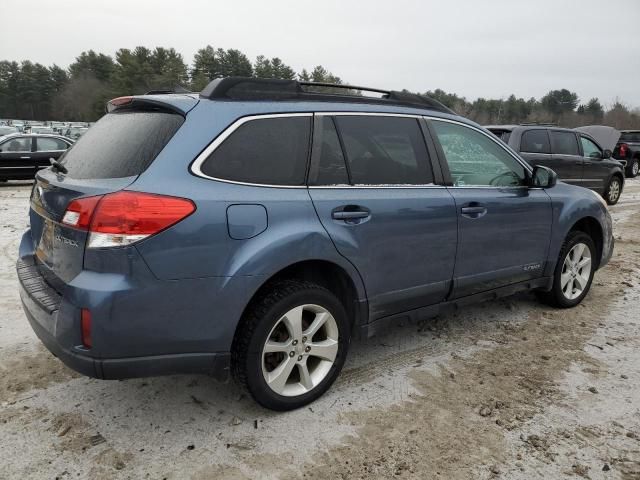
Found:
537,231 -> 596,308
626,158 -> 639,178
605,176 -> 622,205
232,280 -> 350,411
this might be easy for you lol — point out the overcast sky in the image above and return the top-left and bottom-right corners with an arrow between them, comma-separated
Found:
1,0 -> 639,107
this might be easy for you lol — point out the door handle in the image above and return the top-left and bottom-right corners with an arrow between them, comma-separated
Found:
20,156 -> 31,159
331,206 -> 371,222
460,205 -> 487,218
332,210 -> 369,220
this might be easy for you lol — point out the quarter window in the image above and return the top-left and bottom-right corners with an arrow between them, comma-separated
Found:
520,130 -> 550,154
580,136 -> 602,158
334,116 -> 433,185
36,137 -> 68,152
549,131 -> 580,156
201,116 -> 311,185
0,137 -> 31,153
431,120 -> 526,187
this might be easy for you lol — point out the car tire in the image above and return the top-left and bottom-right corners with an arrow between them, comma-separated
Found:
626,158 -> 639,178
604,175 -> 622,205
537,231 -> 596,308
231,280 -> 351,411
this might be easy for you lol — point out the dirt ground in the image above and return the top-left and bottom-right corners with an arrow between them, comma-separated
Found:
1,179 -> 639,480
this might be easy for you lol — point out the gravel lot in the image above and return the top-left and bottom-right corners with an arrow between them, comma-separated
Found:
1,179 -> 639,479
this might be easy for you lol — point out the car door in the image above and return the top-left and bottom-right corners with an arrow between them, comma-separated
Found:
308,114 -> 457,320
517,128 -> 553,170
549,130 -> 583,185
0,136 -> 35,179
33,136 -> 70,172
579,134 -> 608,192
427,119 -> 552,298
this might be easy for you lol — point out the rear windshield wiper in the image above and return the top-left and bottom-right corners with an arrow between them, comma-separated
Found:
49,157 -> 68,174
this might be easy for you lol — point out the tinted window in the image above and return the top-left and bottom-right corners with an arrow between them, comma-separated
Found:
61,111 -> 184,179
201,116 -> 311,185
36,137 -> 68,151
335,116 -> 432,185
489,129 -> 511,143
620,131 -> 640,143
432,120 -> 526,187
580,136 -> 602,158
520,129 -> 550,154
549,130 -> 580,156
0,137 -> 31,152
310,116 -> 349,185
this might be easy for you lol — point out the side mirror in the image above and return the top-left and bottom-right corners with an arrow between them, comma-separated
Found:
531,165 -> 557,188
603,149 -> 612,159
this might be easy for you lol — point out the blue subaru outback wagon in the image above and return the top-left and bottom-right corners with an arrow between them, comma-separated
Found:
17,77 -> 614,410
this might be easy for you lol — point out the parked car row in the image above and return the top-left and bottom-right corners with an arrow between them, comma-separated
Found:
0,119 -> 91,139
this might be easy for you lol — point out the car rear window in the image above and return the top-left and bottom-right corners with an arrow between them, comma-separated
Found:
520,129 -> 550,154
200,116 -> 311,185
620,132 -> 640,143
488,129 -> 511,143
61,111 -> 184,179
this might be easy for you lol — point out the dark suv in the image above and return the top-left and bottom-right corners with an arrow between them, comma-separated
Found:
614,130 -> 640,178
487,125 -> 625,205
18,78 -> 614,410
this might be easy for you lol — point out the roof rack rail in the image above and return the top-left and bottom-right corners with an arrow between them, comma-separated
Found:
199,77 -> 453,114
145,85 -> 193,95
519,122 -> 557,126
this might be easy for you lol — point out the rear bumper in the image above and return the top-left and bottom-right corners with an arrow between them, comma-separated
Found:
17,226 -> 238,381
20,283 -> 231,381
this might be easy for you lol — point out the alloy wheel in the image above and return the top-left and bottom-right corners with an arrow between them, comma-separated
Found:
560,242 -> 592,300
608,179 -> 620,203
632,161 -> 639,177
261,304 -> 339,397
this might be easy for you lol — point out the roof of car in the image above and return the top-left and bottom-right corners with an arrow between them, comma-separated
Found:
486,124 -> 571,132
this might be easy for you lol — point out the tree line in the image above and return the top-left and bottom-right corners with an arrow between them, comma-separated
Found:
1,46 -> 639,129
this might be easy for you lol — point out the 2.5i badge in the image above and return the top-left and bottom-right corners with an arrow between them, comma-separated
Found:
523,263 -> 541,272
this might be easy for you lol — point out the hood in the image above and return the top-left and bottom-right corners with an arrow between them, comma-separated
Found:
574,125 -> 620,151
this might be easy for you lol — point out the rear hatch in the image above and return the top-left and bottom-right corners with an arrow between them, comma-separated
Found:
30,106 -> 186,289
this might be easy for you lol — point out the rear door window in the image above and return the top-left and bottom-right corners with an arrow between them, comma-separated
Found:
61,111 -> 184,179
549,130 -> 580,156
520,130 -> 550,154
36,137 -> 68,152
201,116 -> 311,185
334,116 -> 433,185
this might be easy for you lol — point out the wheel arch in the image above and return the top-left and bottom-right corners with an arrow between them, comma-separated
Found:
568,216 -> 604,269
232,259 -> 368,347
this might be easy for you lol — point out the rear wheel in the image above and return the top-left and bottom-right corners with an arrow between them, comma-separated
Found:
232,280 -> 350,411
537,231 -> 596,308
605,176 -> 622,205
626,158 -> 639,178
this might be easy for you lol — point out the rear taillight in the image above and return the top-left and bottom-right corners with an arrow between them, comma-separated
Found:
619,143 -> 629,158
81,308 -> 92,348
61,191 -> 195,248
